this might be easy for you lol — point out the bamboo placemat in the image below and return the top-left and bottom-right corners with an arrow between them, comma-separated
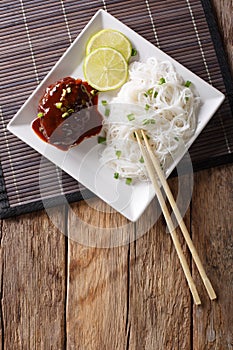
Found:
0,0 -> 233,218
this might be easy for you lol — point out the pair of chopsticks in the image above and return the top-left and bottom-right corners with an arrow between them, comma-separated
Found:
135,129 -> 216,305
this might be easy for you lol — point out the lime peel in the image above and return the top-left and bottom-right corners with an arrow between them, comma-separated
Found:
86,28 -> 132,61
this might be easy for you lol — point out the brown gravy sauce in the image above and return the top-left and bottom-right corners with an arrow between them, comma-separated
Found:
32,77 -> 102,150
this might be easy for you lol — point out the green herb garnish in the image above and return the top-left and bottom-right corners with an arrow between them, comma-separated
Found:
101,100 -> 108,106
62,112 -> 69,118
158,77 -> 166,85
143,118 -> 155,125
139,156 -> 144,163
105,108 -> 110,117
131,48 -> 137,56
37,112 -> 44,118
90,89 -> 97,96
55,102 -> 62,109
81,84 -> 87,93
125,177 -> 132,185
185,80 -> 192,87
127,113 -> 135,121
147,88 -> 153,95
61,89 -> 67,99
116,150 -> 121,159
97,136 -> 106,144
145,104 -> 150,111
114,172 -> 119,179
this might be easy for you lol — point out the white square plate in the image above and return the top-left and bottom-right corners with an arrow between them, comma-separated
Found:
7,9 -> 224,221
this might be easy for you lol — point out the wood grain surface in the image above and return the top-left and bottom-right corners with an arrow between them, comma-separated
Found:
192,165 -> 233,349
67,199 -> 131,349
0,0 -> 232,349
0,208 -> 67,350
66,192 -> 192,349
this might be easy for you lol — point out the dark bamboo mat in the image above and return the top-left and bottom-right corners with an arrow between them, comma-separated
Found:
0,0 -> 233,218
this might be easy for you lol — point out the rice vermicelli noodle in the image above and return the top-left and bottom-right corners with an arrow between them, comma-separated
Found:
99,57 -> 200,181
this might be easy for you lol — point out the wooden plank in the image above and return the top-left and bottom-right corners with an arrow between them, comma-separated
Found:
128,177 -> 192,349
192,165 -> 233,349
66,198 -> 133,349
67,175 -> 192,349
191,1 -> 233,346
0,207 -> 66,350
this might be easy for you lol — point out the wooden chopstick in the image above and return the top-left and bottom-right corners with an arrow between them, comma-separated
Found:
138,129 -> 217,301
140,130 -> 217,301
135,131 -> 201,305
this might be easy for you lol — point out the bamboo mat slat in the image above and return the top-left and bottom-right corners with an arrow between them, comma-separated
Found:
0,0 -> 232,218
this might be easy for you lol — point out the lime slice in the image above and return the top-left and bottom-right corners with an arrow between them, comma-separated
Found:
83,47 -> 128,91
86,29 -> 132,61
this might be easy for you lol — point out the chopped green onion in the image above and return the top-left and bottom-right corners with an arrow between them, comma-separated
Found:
185,80 -> 192,87
125,177 -> 132,185
37,112 -> 44,118
67,109 -> 74,114
145,104 -> 150,111
131,48 -> 137,56
158,77 -> 166,85
55,102 -> 63,109
81,84 -> 87,93
66,86 -> 72,93
114,172 -> 119,179
147,88 -> 153,95
61,89 -> 67,98
127,113 -> 135,121
101,100 -> 108,106
153,91 -> 158,98
116,150 -> 121,159
97,136 -> 106,144
185,96 -> 189,102
105,108 -> 110,117
143,118 -> 155,125
90,89 -> 97,96
62,112 -> 69,118
174,137 -> 179,141
139,156 -> 144,163
144,93 -> 148,97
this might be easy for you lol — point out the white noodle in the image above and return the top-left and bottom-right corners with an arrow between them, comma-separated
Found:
99,57 -> 200,181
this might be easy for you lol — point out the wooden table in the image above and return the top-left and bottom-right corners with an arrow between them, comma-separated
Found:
1,1 -> 232,349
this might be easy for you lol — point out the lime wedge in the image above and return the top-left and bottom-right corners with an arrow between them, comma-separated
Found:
86,29 -> 132,61
83,47 -> 128,91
